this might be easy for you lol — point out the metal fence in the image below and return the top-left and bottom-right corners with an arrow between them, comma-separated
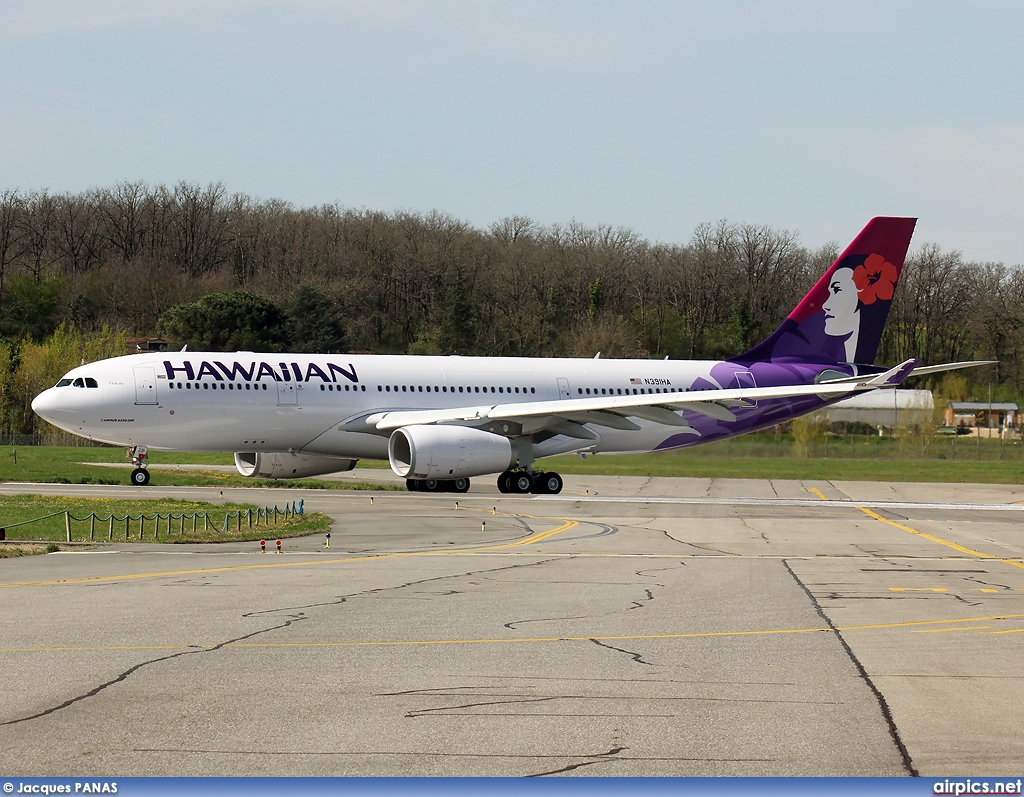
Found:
0,502 -> 304,543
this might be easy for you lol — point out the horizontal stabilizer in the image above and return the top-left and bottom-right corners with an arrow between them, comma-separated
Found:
908,360 -> 997,378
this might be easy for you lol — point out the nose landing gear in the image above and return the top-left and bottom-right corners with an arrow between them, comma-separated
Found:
127,445 -> 151,486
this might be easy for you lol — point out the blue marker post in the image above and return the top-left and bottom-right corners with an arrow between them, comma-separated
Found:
297,499 -> 304,515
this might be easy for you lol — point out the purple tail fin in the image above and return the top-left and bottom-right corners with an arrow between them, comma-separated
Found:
734,216 -> 917,366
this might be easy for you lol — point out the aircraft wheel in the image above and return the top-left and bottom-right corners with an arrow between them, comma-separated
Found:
423,479 -> 441,492
511,473 -> 533,493
406,478 -> 420,491
541,472 -> 563,495
497,472 -> 512,493
453,477 -> 470,493
130,468 -> 150,486
531,471 -> 562,494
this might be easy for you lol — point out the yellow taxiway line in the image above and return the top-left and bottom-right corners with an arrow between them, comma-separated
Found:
856,506 -> 1024,570
3,612 -> 1023,653
0,514 -> 579,589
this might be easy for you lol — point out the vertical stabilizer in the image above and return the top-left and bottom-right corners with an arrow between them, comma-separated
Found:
734,216 -> 917,365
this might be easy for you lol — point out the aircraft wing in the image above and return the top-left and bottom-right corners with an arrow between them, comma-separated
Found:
365,359 -> 919,433
819,360 -> 995,384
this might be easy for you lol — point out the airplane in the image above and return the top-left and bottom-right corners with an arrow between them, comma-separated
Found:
31,217 -> 989,494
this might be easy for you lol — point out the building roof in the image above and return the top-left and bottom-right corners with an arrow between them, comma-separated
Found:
949,402 -> 1018,411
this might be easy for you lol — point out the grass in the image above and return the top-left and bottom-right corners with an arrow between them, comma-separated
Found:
0,494 -> 330,544
540,452 -> 1024,483
0,445 -> 402,490
0,543 -> 62,558
2,434 -> 1024,487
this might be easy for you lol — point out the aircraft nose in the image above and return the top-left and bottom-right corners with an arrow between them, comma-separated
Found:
31,388 -> 59,421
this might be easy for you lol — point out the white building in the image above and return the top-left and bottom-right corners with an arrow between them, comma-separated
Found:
825,389 -> 934,427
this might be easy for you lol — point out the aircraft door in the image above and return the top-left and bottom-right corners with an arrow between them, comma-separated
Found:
277,380 -> 298,406
731,370 -> 757,408
557,377 -> 571,400
133,367 -> 158,405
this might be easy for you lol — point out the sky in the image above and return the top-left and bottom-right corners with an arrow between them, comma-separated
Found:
1,0 -> 1023,263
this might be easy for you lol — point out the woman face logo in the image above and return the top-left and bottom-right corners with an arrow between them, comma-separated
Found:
822,267 -> 860,337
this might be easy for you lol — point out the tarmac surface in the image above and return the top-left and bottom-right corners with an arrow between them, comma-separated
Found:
1,471 -> 1023,776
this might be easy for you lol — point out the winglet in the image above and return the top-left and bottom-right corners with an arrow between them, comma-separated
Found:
858,358 -> 919,389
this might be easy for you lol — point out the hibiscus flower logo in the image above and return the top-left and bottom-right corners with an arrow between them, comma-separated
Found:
852,253 -> 898,305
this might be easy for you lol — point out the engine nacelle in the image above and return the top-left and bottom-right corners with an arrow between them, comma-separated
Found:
388,425 -> 514,480
234,452 -> 357,479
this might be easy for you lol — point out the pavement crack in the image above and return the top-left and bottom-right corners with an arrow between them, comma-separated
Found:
781,559 -> 917,777
527,745 -> 627,777
627,589 -> 655,610
1,614 -> 307,727
406,696 -> 557,718
504,615 -> 585,629
243,558 -> 562,619
589,637 -> 654,666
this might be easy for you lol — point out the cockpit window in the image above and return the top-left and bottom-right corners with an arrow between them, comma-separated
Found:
56,379 -> 72,387
72,378 -> 85,387
84,378 -> 98,388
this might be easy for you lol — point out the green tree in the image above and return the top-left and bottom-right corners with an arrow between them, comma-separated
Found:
436,260 -> 476,354
0,275 -> 64,340
157,291 -> 290,352
14,323 -> 83,435
282,285 -> 349,353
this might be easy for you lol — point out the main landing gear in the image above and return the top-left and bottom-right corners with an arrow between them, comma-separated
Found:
497,469 -> 563,495
406,477 -> 471,493
127,445 -> 150,486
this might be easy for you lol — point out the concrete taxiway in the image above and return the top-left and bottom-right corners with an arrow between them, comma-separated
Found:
1,474 -> 1022,776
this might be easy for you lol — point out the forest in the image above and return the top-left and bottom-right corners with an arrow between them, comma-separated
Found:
1,181 -> 1021,437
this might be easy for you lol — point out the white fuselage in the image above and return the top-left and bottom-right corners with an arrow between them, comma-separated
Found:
32,351 -> 753,460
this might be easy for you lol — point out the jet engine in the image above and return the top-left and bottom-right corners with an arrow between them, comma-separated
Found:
388,425 -> 514,480
234,452 -> 357,479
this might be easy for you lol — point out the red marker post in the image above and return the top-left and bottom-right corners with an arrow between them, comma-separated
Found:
260,539 -> 266,554
276,539 -> 282,554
